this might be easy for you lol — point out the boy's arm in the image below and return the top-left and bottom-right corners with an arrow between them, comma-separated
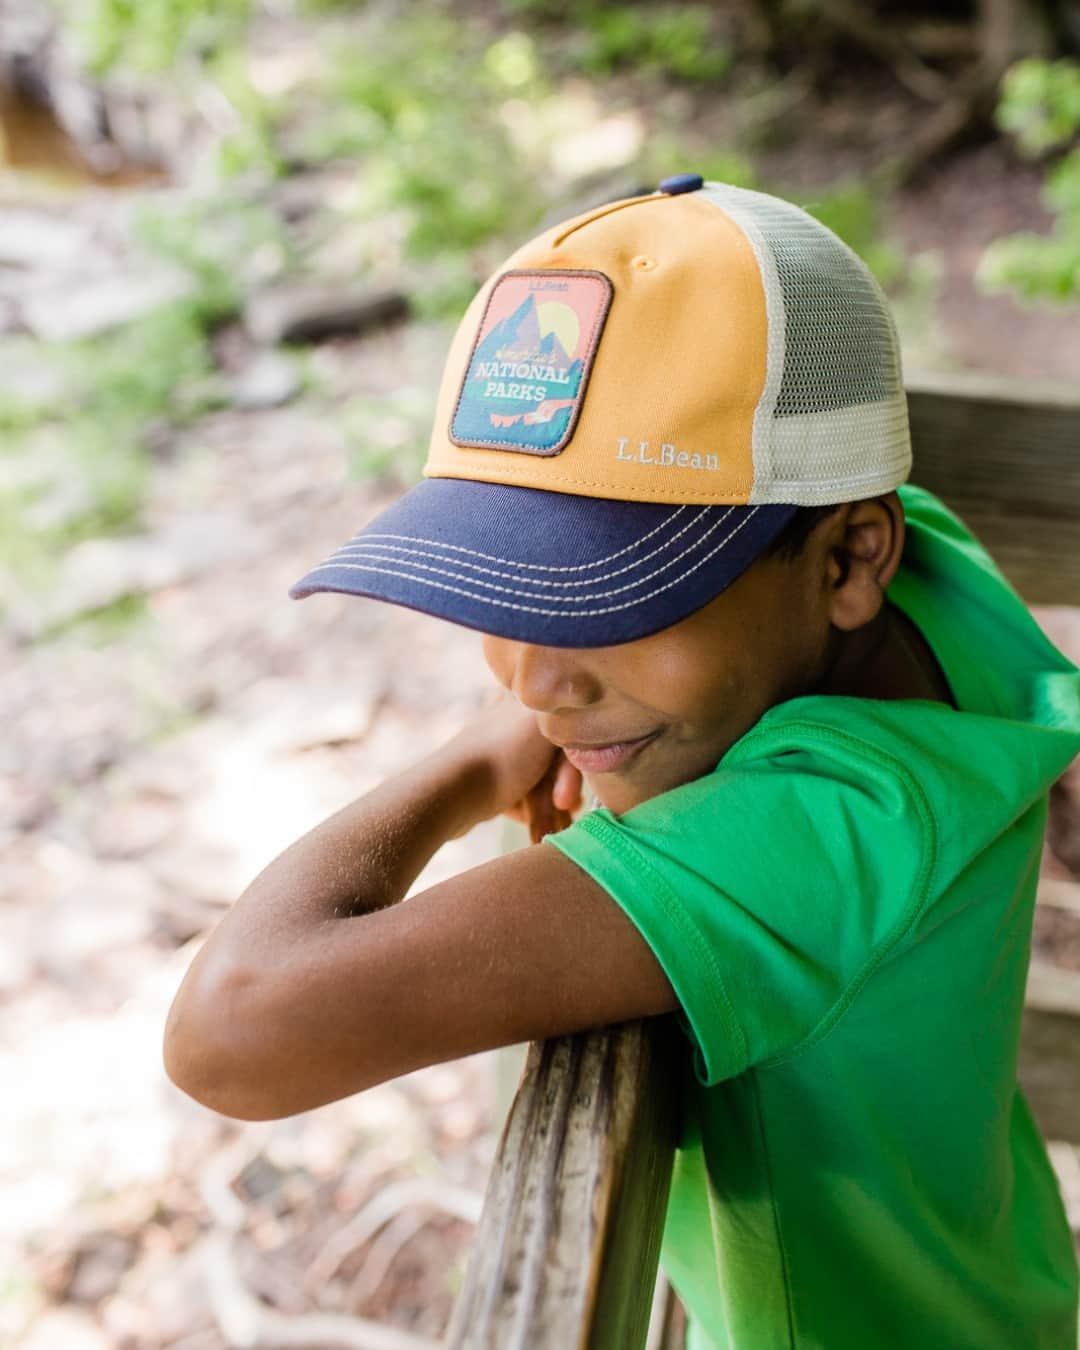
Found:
163,700 -> 677,1120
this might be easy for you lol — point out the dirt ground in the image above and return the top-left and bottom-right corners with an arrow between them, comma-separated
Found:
2,322 -> 511,1348
4,71 -> 1080,1350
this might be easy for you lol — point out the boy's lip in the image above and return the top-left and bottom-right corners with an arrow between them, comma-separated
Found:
556,730 -> 661,774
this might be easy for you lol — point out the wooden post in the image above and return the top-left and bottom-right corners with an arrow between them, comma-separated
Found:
1022,962 -> 1080,1146
445,1017 -> 680,1350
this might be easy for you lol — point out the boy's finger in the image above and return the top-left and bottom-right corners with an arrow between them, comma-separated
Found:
529,795 -> 576,843
552,756 -> 584,813
526,782 -> 556,843
528,752 -> 570,840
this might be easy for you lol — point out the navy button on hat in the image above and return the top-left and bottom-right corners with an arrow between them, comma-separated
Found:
658,172 -> 704,195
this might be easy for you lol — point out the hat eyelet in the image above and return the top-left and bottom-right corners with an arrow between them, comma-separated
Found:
632,254 -> 658,272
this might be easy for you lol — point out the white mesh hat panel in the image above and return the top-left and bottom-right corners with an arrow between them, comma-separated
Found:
699,183 -> 912,506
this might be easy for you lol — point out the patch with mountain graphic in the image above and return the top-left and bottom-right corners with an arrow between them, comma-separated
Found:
450,270 -> 613,455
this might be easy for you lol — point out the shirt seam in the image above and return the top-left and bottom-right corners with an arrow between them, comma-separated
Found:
750,1071 -> 797,1349
565,812 -> 750,1076
725,718 -> 939,1070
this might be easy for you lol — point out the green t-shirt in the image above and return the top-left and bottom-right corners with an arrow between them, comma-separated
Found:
547,485 -> 1080,1350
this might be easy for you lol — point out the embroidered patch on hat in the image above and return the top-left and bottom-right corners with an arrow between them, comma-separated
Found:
450,269 -> 613,456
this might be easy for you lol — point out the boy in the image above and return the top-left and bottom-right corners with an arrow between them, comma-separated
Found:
164,178 -> 1080,1348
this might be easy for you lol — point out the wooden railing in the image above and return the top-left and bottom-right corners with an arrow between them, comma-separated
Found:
444,1019 -> 680,1349
447,371 -> 1080,1350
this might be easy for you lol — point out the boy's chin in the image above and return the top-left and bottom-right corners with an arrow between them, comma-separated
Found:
586,747 -> 726,814
587,771 -> 675,815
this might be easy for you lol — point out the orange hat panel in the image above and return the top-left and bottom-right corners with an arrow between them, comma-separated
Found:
424,192 -> 768,505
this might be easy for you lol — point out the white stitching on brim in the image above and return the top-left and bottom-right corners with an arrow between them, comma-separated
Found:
325,504 -> 691,574
323,507 -> 738,590
296,507 -> 761,615
304,508 -> 748,601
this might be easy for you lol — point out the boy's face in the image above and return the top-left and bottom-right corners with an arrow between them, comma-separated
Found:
482,546 -> 832,814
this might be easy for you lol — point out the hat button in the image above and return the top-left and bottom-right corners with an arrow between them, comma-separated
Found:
658,172 -> 704,195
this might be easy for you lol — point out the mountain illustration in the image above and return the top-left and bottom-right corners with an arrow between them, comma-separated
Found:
453,291 -> 587,451
538,330 -> 570,366
474,295 -> 576,371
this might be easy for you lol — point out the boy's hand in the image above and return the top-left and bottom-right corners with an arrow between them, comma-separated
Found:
503,749 -> 584,844
446,696 -> 584,843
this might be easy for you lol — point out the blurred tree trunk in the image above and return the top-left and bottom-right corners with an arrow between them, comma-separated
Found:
744,0 -> 1077,68
737,0 -> 1079,179
0,0 -> 170,176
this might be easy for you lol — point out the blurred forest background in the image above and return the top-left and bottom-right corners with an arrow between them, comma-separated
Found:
3,2 -> 1080,1347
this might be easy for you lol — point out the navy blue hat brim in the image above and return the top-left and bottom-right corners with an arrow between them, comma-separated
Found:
288,478 -> 798,647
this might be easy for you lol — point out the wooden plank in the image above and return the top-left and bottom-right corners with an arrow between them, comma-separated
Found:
1026,960 -> 1080,1018
906,371 -> 1080,604
1038,879 -> 1080,918
445,1017 -> 679,1350
907,370 -> 1080,520
646,1273 -> 688,1350
921,510 -> 1080,606
1021,962 -> 1080,1146
908,376 -> 1080,1130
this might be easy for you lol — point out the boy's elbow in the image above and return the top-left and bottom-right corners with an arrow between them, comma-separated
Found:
163,964 -> 294,1121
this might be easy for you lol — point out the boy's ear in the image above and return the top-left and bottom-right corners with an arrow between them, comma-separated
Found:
825,493 -> 905,633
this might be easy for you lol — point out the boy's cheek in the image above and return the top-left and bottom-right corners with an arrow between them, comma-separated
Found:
479,634 -> 523,695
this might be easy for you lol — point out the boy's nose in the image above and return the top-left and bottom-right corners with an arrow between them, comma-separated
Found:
486,638 -> 601,712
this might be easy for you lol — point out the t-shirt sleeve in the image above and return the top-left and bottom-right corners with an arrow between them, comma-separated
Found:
545,728 -> 934,1085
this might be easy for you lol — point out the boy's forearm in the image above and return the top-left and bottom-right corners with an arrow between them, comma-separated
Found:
163,742 -> 492,1108
228,743 -> 491,935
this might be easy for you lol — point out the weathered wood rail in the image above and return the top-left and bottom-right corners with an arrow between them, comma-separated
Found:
444,1020 -> 680,1349
447,370 -> 1080,1350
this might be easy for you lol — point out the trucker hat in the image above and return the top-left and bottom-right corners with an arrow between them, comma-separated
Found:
289,175 -> 911,646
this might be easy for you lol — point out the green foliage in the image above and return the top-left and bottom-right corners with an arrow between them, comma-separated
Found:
62,0 -> 252,75
303,16 -> 548,265
202,15 -> 551,289
341,386 -> 436,486
979,226 -> 1080,301
497,1 -> 729,82
0,301 -> 223,594
135,198 -> 292,322
996,57 -> 1080,155
39,593 -> 152,645
3,187 -> 294,588
495,0 -> 572,18
209,48 -> 289,181
0,195 -> 291,588
980,58 -> 1080,303
62,301 -> 220,439
572,5 -> 730,83
0,380 -> 55,434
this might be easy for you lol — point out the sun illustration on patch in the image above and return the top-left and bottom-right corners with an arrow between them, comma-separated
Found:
535,302 -> 580,360
450,269 -> 613,457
